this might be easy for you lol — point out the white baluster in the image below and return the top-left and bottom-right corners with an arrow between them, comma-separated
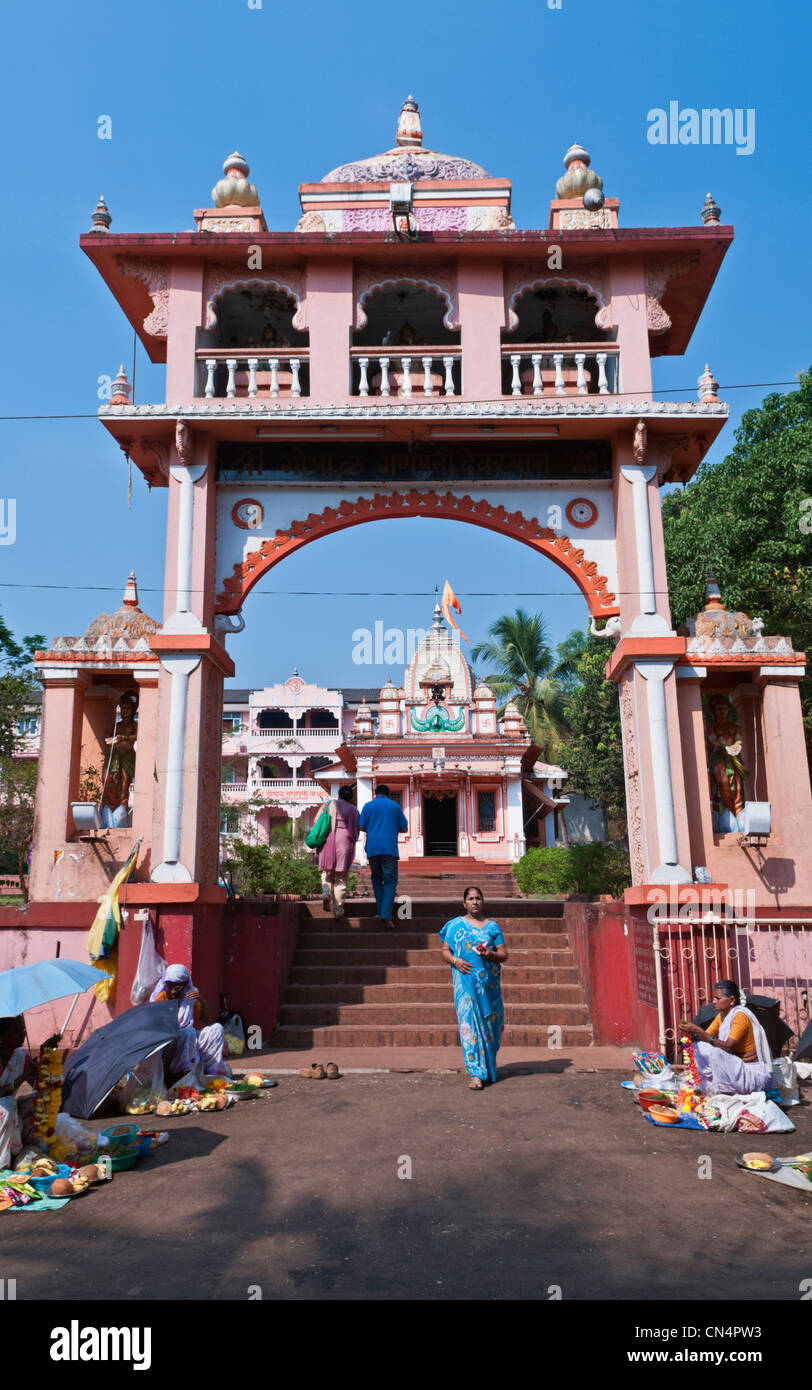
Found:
596,351 -> 609,395
510,354 -> 522,396
531,353 -> 543,396
247,357 -> 258,397
290,358 -> 302,397
575,352 -> 587,395
379,356 -> 391,396
269,358 -> 280,397
422,356 -> 434,396
443,355 -> 455,396
400,356 -> 412,397
358,357 -> 370,397
226,358 -> 237,398
553,352 -> 566,396
204,359 -> 216,398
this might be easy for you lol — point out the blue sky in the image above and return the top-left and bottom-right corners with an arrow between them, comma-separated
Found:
1,0 -> 808,690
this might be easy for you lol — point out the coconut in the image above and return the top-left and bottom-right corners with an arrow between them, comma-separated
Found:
156,1100 -> 172,1116
77,1164 -> 101,1183
51,1178 -> 75,1197
244,1074 -> 265,1087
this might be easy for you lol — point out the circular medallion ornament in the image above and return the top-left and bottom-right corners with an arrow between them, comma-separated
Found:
232,499 -> 264,530
566,498 -> 598,529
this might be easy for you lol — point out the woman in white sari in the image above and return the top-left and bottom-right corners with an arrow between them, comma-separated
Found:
0,1016 -> 34,1168
149,965 -> 231,1079
682,980 -> 773,1096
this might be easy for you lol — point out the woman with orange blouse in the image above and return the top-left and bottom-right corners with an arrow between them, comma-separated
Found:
682,979 -> 773,1095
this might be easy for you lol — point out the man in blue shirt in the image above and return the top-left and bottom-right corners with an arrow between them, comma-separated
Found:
358,784 -> 409,928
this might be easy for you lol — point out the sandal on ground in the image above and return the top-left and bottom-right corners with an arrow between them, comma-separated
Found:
325,1062 -> 341,1080
468,1077 -> 484,1090
300,1063 -> 326,1079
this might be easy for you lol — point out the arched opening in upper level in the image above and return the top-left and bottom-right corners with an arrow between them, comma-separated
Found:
501,283 -> 617,397
352,281 -> 460,397
198,282 -> 309,399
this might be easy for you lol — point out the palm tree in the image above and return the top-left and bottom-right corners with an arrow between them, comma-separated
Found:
471,609 -> 573,761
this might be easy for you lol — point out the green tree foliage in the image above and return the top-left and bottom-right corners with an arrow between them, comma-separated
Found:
555,629 -> 627,837
0,611 -> 45,760
662,370 -> 812,758
0,759 -> 37,901
223,828 -> 322,896
512,844 -> 631,898
471,608 -> 573,759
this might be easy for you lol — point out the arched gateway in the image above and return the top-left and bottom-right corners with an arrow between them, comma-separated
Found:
24,101 -> 812,1053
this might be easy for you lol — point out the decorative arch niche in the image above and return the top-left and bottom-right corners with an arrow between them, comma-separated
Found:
354,265 -> 459,341
503,277 -> 614,340
216,492 -> 618,618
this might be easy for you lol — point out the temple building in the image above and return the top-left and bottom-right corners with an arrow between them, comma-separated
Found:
316,605 -> 569,862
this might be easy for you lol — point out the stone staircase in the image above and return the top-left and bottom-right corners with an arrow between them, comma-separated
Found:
357,857 -> 523,899
273,897 -> 593,1050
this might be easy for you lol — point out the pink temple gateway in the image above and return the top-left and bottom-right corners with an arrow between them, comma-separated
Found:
6,97 -> 810,1055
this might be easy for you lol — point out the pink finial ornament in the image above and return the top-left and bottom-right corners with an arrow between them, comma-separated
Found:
396,95 -> 422,148
698,364 -> 720,403
122,572 -> 139,608
110,365 -> 131,404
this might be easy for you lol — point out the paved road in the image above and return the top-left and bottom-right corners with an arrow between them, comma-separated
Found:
4,1069 -> 811,1301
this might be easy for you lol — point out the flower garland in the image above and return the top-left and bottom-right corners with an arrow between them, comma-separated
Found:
32,1045 -> 63,1147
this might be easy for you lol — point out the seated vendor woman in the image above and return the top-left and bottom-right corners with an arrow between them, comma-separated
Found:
149,965 -> 231,1080
681,979 -> 773,1096
0,1016 -> 35,1168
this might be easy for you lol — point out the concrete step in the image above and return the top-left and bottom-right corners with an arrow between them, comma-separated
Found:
299,916 -> 567,935
288,947 -> 577,967
278,1001 -> 590,1027
273,1024 -> 594,1048
283,982 -> 586,1005
301,899 -> 561,919
288,964 -> 582,986
294,930 -> 569,951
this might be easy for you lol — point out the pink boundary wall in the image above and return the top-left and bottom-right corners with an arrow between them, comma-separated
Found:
0,901 -> 302,1050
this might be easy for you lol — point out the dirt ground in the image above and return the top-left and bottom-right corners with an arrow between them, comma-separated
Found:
4,1067 -> 811,1302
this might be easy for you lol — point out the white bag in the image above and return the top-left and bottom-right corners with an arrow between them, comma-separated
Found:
773,1057 -> 800,1106
130,920 -> 167,1005
222,1013 -> 246,1057
712,1092 -> 796,1134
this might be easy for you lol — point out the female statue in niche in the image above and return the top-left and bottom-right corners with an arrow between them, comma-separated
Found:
704,694 -> 748,829
100,690 -> 138,827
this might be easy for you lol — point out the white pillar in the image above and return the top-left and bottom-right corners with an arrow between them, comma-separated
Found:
637,660 -> 692,884
356,769 -> 373,866
510,354 -> 522,396
151,653 -> 201,883
504,762 -> 526,861
164,463 -> 206,635
379,356 -> 391,396
620,463 -> 671,636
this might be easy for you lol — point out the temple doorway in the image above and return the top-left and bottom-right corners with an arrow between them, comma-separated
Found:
423,792 -> 458,857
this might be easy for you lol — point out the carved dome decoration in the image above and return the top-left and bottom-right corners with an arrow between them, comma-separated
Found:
212,151 -> 260,208
555,143 -> 604,200
83,573 -> 161,646
322,96 -> 490,184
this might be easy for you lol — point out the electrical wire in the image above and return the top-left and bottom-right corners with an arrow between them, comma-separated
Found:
0,379 -> 805,422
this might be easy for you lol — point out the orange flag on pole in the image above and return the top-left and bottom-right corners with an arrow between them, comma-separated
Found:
441,580 -> 469,643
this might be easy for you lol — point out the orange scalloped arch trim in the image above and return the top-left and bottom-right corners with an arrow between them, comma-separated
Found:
215,491 -> 619,616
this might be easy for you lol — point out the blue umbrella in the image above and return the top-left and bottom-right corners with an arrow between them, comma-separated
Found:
0,958 -> 110,1017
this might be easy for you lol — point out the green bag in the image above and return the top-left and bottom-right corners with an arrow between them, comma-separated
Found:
305,801 -> 333,850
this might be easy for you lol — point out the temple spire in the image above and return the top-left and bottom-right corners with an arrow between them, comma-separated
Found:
396,95 -> 422,148
122,572 -> 139,609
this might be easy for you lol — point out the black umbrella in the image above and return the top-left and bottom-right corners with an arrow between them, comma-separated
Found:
795,1018 -> 812,1062
61,1001 -> 181,1118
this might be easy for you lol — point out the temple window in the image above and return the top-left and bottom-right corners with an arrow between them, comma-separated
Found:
476,790 -> 497,833
17,714 -> 39,735
220,808 -> 240,834
256,709 -> 295,731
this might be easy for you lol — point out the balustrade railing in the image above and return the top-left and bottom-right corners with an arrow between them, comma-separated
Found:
197,349 -> 309,400
350,347 -> 461,398
255,778 -> 323,790
252,727 -> 339,739
500,343 -> 619,397
221,782 -> 247,793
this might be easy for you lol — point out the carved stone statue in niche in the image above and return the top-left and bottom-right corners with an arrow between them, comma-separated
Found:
704,693 -> 748,831
100,690 -> 138,827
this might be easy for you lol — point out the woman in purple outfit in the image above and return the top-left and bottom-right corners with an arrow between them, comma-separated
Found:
318,785 -> 360,919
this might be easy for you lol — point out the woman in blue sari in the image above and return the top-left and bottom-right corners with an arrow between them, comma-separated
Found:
439,886 -> 508,1090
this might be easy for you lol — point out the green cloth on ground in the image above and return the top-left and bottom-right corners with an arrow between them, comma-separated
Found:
0,1169 -> 70,1211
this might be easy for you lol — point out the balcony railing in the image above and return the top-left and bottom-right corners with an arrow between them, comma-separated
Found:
500,343 -> 619,397
252,727 -> 340,739
350,347 -> 461,398
198,349 -> 310,399
221,782 -> 247,794
256,778 -> 323,790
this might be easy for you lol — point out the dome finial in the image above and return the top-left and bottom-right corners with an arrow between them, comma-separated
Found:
396,95 -> 422,148
122,571 -> 139,609
211,151 -> 260,208
555,142 -> 604,201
